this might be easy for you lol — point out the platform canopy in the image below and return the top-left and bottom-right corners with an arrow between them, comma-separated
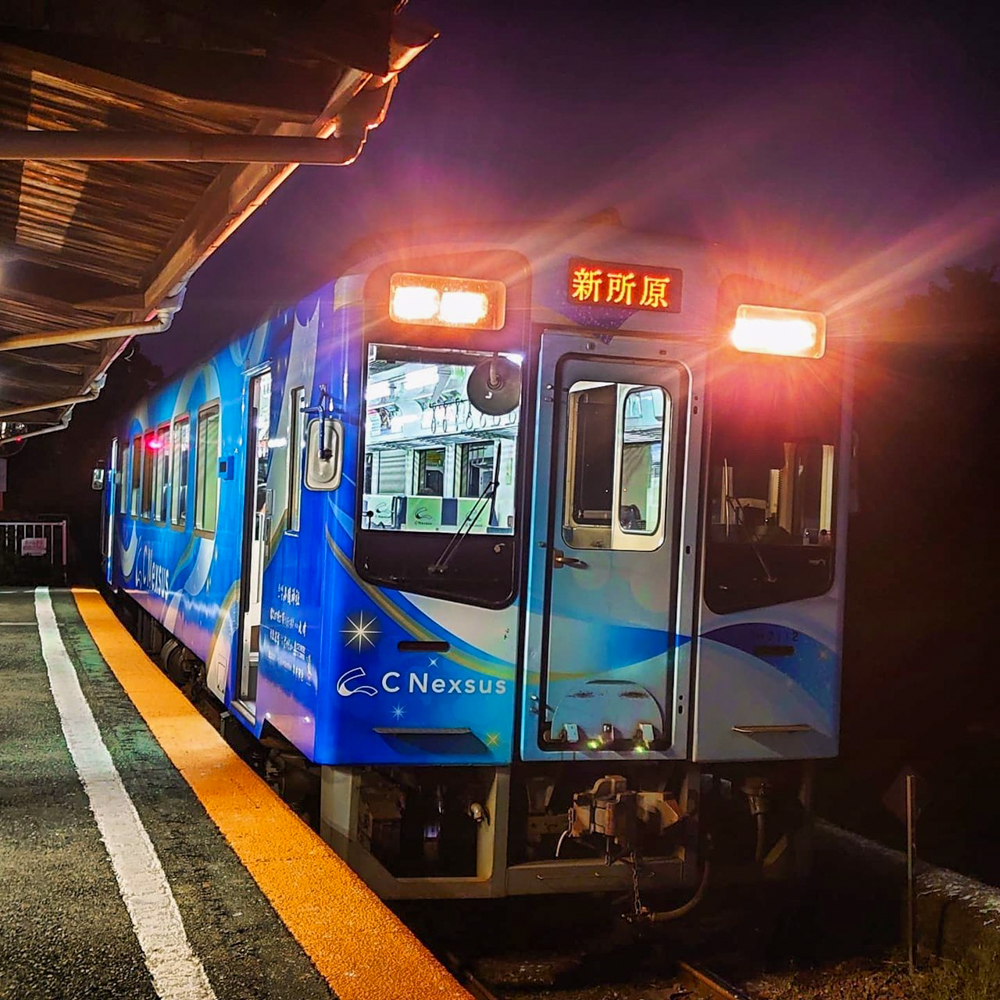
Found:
0,0 -> 435,448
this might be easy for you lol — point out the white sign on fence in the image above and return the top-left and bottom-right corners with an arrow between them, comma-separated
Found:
21,536 -> 48,557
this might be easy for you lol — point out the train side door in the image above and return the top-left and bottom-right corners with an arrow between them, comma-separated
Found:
236,368 -> 272,716
521,333 -> 689,760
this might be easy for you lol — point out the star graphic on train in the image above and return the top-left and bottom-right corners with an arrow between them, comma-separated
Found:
342,611 -> 379,651
391,704 -> 406,720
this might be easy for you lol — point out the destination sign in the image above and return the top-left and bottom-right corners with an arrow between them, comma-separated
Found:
568,257 -> 683,312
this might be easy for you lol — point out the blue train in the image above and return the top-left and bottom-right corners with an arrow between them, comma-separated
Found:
99,219 -> 851,906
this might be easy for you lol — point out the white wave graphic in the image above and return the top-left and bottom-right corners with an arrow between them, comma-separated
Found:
205,596 -> 236,700
183,537 -> 214,596
163,591 -> 184,632
118,524 -> 138,578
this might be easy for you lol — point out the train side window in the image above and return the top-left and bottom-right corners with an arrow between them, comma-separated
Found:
141,431 -> 156,518
153,423 -> 171,523
288,387 -> 305,532
118,444 -> 129,514
171,416 -> 190,526
130,435 -> 142,517
195,404 -> 220,534
562,381 -> 669,551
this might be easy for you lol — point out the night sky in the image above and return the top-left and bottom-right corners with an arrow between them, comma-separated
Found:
144,0 -> 1000,374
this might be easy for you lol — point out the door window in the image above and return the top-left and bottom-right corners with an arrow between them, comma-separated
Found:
618,387 -> 666,536
287,386 -> 305,533
563,381 -> 669,551
459,442 -> 496,497
414,448 -> 445,496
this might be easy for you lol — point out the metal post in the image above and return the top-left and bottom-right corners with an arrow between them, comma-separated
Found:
0,131 -> 362,164
906,771 -> 917,973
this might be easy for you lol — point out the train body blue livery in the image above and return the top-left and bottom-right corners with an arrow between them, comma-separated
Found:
103,221 -> 851,898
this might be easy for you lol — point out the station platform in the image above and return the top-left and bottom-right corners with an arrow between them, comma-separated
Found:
0,587 -> 468,1000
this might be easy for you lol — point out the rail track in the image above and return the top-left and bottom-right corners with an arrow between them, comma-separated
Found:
675,959 -> 755,999
444,950 -> 755,1000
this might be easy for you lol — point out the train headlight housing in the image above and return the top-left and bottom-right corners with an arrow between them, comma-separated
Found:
390,273 -> 506,330
729,304 -> 826,359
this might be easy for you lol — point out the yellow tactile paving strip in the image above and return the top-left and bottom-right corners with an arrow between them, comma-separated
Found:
73,589 -> 470,1000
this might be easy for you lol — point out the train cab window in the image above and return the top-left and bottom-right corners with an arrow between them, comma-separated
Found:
153,424 -> 171,523
357,343 -> 522,607
171,416 -> 190,527
563,382 -> 669,551
195,405 -> 220,534
706,364 -> 839,613
130,436 -> 142,516
288,387 -> 305,533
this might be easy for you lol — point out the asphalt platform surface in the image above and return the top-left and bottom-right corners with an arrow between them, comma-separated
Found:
0,588 -> 337,1000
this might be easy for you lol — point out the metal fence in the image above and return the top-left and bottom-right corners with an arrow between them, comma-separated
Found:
0,519 -> 68,582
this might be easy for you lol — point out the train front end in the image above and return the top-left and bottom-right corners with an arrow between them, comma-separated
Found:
313,223 -> 849,901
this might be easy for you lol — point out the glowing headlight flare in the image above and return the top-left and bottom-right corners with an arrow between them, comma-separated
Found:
729,304 -> 827,359
389,272 -> 506,330
438,290 -> 489,325
391,284 -> 439,322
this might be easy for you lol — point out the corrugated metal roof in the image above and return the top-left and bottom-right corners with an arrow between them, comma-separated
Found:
0,0 -> 435,450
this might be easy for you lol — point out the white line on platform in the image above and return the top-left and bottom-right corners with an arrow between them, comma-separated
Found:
34,587 -> 217,1000
0,621 -> 36,625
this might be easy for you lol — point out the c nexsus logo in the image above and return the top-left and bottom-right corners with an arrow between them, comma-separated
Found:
335,666 -> 378,697
334,663 -> 509,699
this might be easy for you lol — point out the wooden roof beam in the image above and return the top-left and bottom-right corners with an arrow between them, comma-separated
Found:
0,257 -> 143,309
0,32 -> 342,122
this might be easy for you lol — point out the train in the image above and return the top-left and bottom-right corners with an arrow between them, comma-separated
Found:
98,217 -> 851,911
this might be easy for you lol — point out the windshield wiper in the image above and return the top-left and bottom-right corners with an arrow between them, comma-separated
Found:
428,444 -> 502,575
725,494 -> 777,584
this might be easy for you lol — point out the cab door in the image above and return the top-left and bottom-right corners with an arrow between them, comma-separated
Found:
103,437 -> 119,585
235,367 -> 272,717
520,332 -> 690,761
